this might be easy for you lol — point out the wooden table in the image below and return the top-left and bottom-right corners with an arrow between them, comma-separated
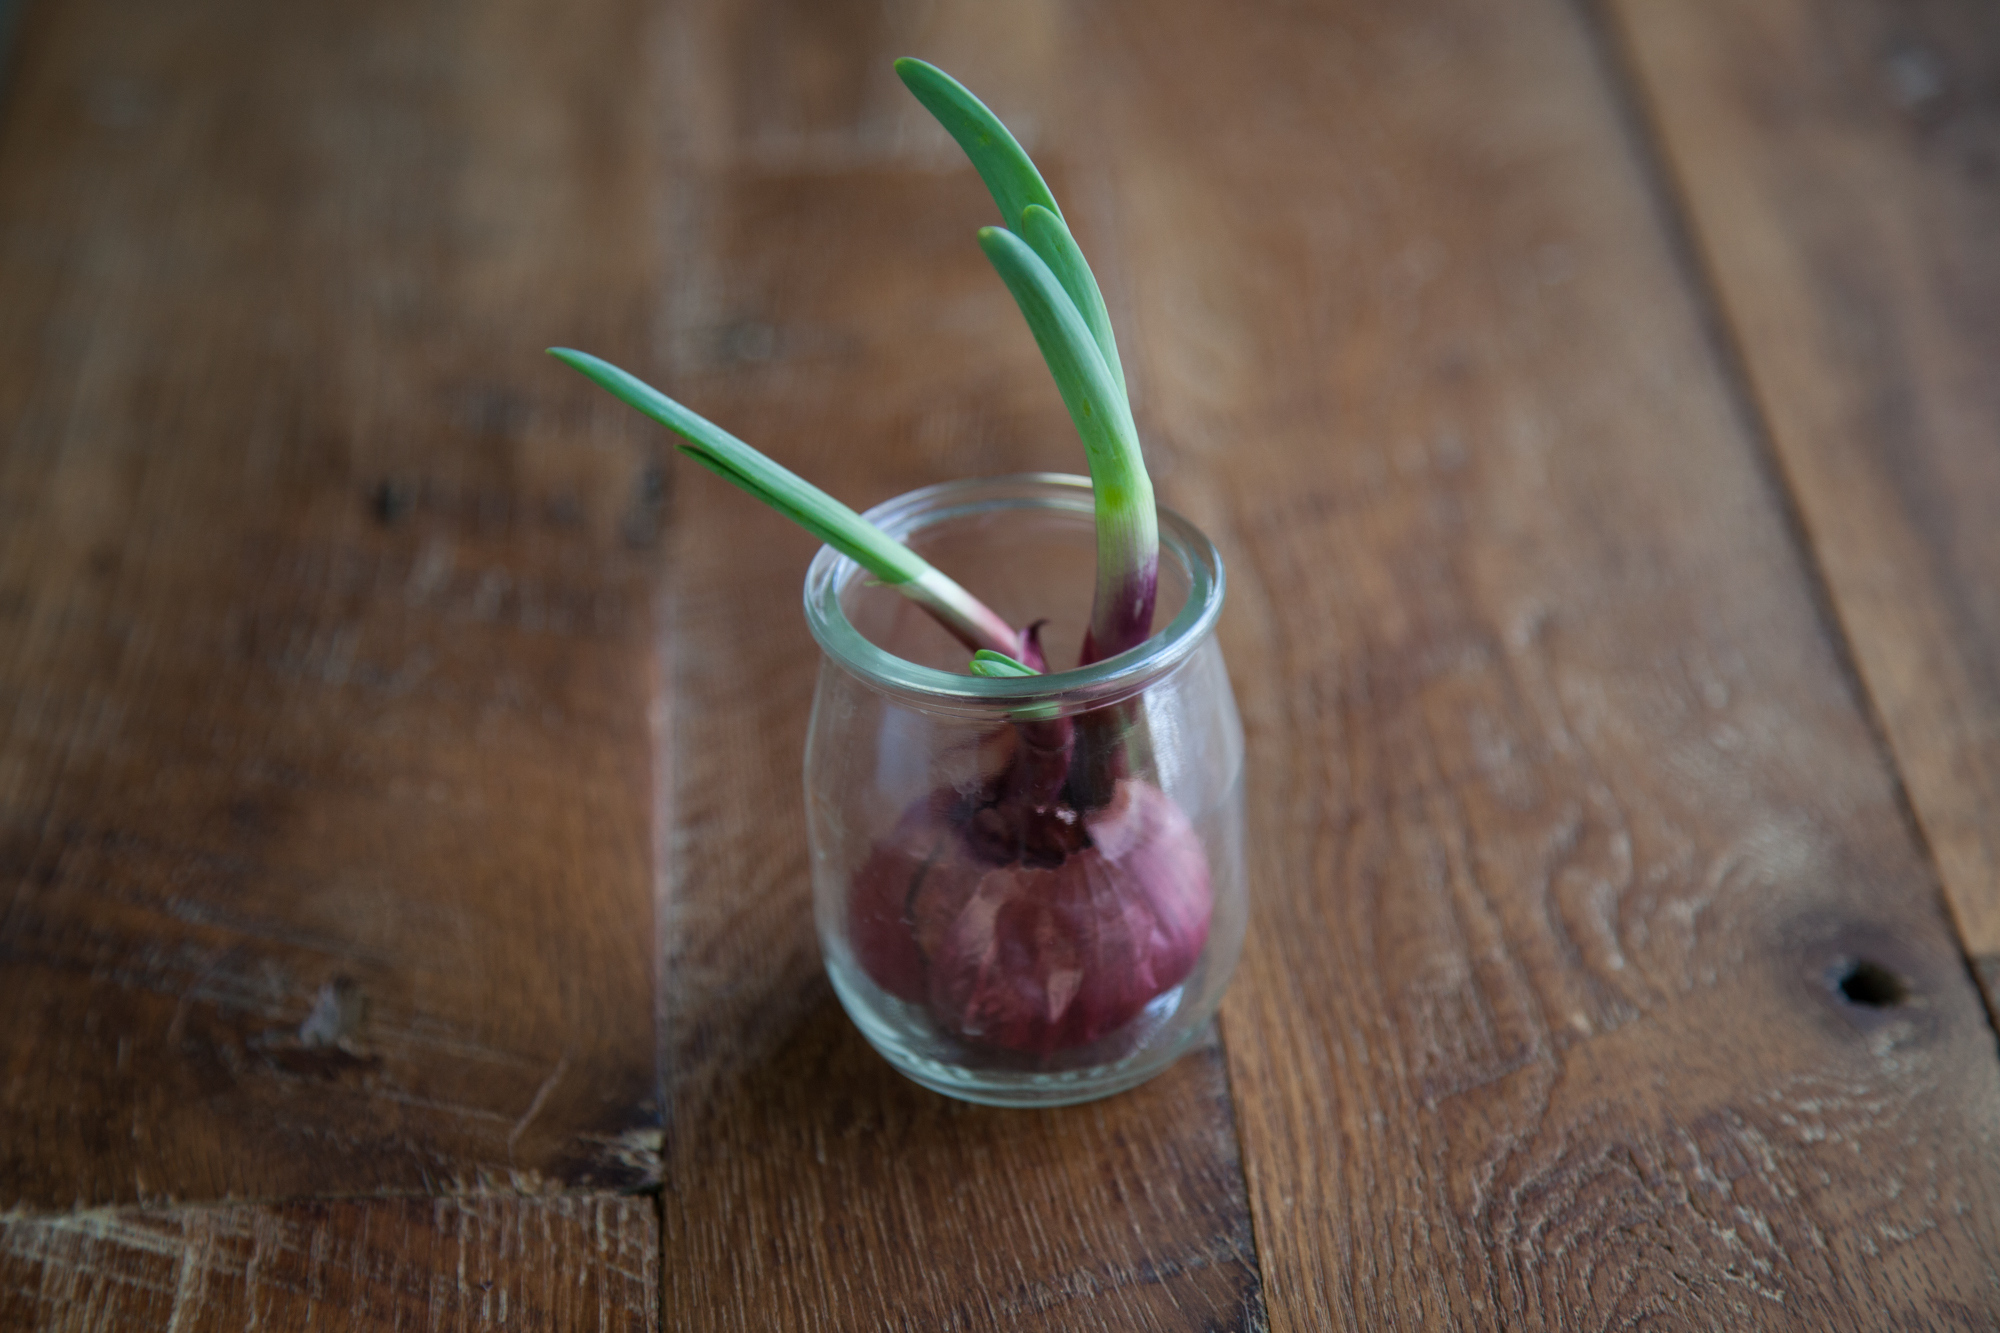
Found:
3,0 -> 1997,1327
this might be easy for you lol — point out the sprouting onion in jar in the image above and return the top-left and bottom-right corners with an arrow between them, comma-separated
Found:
553,59 -> 1209,1055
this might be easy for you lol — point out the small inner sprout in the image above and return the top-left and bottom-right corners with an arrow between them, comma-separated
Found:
968,649 -> 1039,678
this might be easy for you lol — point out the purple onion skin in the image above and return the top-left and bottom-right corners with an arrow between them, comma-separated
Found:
1078,559 -> 1158,668
851,792 -> 953,1004
850,764 -> 1211,1056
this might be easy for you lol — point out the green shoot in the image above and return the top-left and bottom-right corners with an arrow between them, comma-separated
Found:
974,229 -> 1158,660
900,58 -> 1158,662
968,649 -> 1039,678
894,57 -> 1126,397
1019,205 -> 1125,400
551,348 -> 1022,657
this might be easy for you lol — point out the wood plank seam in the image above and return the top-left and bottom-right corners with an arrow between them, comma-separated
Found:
1202,932 -> 1275,1330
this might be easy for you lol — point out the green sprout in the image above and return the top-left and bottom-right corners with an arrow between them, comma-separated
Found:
967,649 -> 1041,678
555,60 -> 1161,673
557,59 -> 1208,1059
549,348 -> 1022,659
897,57 -> 1157,664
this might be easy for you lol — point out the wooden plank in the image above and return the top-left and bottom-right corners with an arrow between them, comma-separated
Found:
1080,0 -> 2000,1328
663,1017 -> 1261,1332
0,0 -> 24,106
1601,0 -> 2000,1011
0,1195 -> 659,1331
0,0 -> 663,1206
653,4 -> 1263,1328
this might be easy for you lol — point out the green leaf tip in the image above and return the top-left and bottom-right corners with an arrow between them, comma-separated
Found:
894,57 -> 1060,234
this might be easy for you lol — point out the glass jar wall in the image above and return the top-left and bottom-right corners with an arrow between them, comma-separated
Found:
802,474 -> 1246,1106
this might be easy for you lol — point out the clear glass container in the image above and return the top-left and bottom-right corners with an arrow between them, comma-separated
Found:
803,474 -> 1246,1106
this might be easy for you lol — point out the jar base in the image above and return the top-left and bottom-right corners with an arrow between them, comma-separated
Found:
827,957 -> 1213,1106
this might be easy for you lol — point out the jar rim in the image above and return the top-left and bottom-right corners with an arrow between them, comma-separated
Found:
803,473 -> 1226,717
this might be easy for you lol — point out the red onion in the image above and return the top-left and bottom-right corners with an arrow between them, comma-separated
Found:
852,761 -> 1211,1056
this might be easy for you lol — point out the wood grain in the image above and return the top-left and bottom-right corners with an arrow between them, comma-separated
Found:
1084,0 -> 2000,1327
0,1195 -> 659,1331
663,1014 -> 1261,1332
0,0 -> 663,1206
1602,0 -> 2000,1012
8,0 -> 2000,1326
652,2 -> 1262,1328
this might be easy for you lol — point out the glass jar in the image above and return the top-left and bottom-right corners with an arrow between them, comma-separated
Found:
803,473 -> 1246,1106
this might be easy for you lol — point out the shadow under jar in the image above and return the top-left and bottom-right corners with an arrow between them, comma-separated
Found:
803,474 -> 1246,1107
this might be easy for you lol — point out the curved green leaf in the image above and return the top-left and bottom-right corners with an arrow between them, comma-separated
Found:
975,230 -> 1144,497
549,348 -> 1023,655
974,231 -> 1159,658
550,348 -> 926,585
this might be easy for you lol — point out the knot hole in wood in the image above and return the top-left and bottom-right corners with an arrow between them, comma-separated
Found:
1834,958 -> 1910,1009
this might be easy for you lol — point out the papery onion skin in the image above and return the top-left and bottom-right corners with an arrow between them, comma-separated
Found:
850,791 -> 955,1003
850,778 -> 1211,1055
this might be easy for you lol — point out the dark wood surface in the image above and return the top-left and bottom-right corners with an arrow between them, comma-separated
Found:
0,0 -> 662,1212
1093,0 -> 2000,1326
1606,0 -> 2000,1015
1,0 -> 1996,1329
